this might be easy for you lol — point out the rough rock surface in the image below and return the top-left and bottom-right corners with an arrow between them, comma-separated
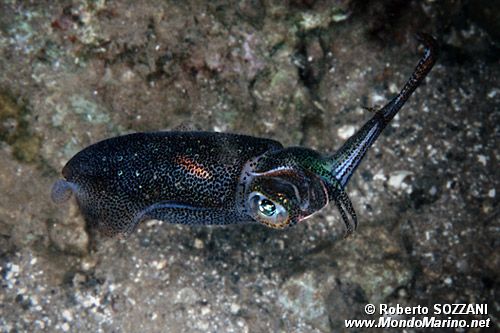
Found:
0,1 -> 498,332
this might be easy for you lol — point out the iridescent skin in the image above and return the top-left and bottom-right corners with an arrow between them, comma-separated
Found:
52,34 -> 438,237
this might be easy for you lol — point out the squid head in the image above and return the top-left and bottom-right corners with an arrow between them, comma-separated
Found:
240,148 -> 331,229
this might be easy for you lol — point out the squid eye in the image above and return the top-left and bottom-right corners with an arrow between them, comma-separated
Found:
258,198 -> 276,216
247,192 -> 290,228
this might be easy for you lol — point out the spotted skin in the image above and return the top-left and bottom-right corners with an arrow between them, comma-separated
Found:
52,34 -> 438,237
55,131 -> 282,236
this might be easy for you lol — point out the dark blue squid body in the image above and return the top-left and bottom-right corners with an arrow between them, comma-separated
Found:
53,132 -> 283,236
52,34 -> 438,237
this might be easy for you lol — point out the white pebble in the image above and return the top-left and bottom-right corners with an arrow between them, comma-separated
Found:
388,171 -> 413,189
373,171 -> 387,182
337,125 -> 356,140
429,186 -> 437,196
194,238 -> 204,249
62,309 -> 73,322
370,92 -> 386,105
230,303 -> 241,314
487,89 -> 498,98
158,259 -> 167,270
201,305 -> 211,316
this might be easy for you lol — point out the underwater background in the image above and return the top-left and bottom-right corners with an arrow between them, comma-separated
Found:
0,1 -> 498,332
